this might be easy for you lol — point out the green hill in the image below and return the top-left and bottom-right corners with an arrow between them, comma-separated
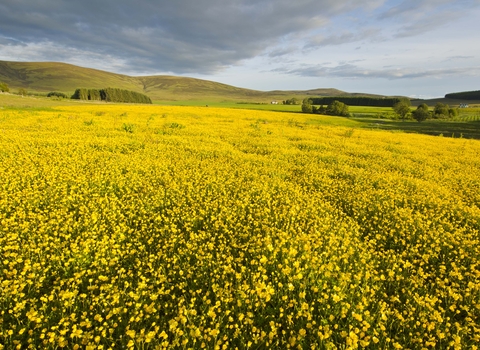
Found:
0,61 -> 142,95
0,60 -> 389,102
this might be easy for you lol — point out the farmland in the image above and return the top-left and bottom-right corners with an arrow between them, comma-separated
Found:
1,102 -> 480,349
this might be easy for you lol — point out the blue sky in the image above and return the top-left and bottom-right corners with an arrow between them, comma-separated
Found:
0,0 -> 479,98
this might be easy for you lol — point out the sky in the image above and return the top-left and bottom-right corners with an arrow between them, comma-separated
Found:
0,0 -> 479,98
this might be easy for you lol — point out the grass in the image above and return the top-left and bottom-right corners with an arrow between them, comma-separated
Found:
349,106 -> 480,139
353,117 -> 480,139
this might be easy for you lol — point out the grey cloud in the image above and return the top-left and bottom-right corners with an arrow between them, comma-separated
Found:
380,0 -> 480,37
444,56 -> 475,62
0,0 -> 381,74
277,63 -> 480,80
267,46 -> 300,58
379,0 -> 464,19
305,28 -> 380,48
394,11 -> 461,38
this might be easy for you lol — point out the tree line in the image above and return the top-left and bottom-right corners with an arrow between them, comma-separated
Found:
445,90 -> 480,100
302,99 -> 349,116
394,100 -> 458,122
72,88 -> 152,104
307,96 -> 409,107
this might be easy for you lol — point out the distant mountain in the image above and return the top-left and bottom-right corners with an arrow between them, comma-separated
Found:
0,60 -> 389,102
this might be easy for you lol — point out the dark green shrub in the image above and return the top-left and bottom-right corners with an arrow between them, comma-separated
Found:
47,91 -> 68,98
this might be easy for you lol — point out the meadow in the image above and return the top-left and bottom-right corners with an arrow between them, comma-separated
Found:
0,102 -> 480,349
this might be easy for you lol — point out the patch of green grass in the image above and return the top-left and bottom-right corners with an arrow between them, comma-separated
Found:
154,99 -> 302,112
353,117 -> 480,139
306,115 -> 361,128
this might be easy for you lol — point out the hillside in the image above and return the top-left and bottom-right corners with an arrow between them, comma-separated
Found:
0,60 -> 391,102
0,61 -> 143,95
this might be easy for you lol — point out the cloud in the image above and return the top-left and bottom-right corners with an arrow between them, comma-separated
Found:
0,0 -> 382,74
379,0 -> 480,37
394,10 -> 461,38
305,28 -> 380,48
444,56 -> 475,62
276,63 -> 480,80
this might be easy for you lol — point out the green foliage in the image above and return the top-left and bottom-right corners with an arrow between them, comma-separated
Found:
17,88 -> 28,96
309,96 -> 409,107
72,88 -> 89,100
88,89 -> 101,101
393,100 -> 411,120
168,122 -> 185,129
283,98 -> 300,105
412,103 -> 430,122
326,100 -> 349,117
301,98 -> 313,113
302,99 -> 349,116
72,87 -> 152,104
47,91 -> 69,98
445,90 -> 480,100
433,103 -> 458,119
122,123 -> 135,133
100,88 -> 152,104
0,82 -> 10,92
433,103 -> 449,119
448,108 -> 458,118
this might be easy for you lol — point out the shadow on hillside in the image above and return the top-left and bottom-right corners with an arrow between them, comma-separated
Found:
353,118 -> 480,140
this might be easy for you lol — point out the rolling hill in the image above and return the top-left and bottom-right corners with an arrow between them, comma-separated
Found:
0,60 -> 388,102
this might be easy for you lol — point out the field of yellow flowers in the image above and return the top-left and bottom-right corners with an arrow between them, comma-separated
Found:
1,104 -> 479,349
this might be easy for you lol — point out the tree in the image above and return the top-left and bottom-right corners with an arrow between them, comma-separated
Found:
433,103 -> 450,119
448,107 -> 458,118
0,82 -> 9,92
393,99 -> 411,120
47,91 -> 68,98
301,98 -> 313,113
18,88 -> 27,96
284,97 -> 300,105
326,100 -> 349,116
412,103 -> 430,122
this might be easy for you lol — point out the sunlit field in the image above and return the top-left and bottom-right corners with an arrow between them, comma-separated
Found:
1,104 -> 479,349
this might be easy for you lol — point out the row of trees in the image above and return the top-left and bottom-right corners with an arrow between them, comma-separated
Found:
445,90 -> 480,100
393,100 -> 458,122
283,98 -> 300,105
300,96 -> 460,122
308,96 -> 408,107
302,98 -> 349,116
71,88 -> 152,104
1,83 -> 151,103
